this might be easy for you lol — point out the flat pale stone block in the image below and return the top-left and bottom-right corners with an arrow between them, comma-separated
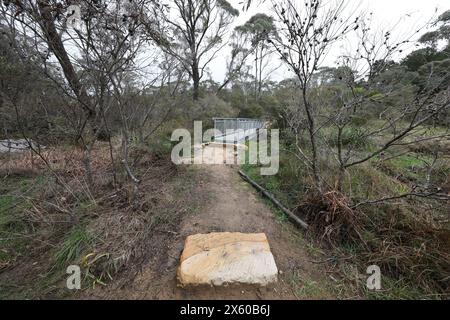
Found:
177,232 -> 278,287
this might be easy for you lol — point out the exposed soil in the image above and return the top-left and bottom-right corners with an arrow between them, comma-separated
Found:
85,161 -> 335,300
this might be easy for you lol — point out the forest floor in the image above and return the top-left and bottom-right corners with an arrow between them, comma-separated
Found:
84,162 -> 337,300
1,133 -> 448,299
0,144 -> 356,299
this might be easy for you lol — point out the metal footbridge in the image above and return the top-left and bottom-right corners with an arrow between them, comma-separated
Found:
213,118 -> 266,143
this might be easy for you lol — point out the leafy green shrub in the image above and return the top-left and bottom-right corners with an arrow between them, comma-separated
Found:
353,87 -> 366,95
350,116 -> 369,127
148,138 -> 173,158
329,127 -> 369,149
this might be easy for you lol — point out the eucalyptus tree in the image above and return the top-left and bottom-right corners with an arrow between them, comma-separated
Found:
1,0 -> 165,186
235,13 -> 277,99
161,0 -> 239,100
217,27 -> 253,93
419,10 -> 450,48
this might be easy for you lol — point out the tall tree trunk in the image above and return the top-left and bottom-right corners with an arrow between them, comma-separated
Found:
258,45 -> 263,99
37,0 -> 96,188
192,60 -> 200,101
301,87 -> 322,192
337,126 -> 345,192
37,1 -> 92,116
254,46 -> 259,99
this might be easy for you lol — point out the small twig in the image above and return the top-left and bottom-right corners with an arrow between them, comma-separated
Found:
352,192 -> 450,209
309,256 -> 353,264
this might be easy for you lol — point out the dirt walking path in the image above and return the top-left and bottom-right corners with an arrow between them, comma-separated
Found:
88,161 -> 335,299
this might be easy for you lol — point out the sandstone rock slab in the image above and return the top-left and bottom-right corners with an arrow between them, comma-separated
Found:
177,232 -> 278,287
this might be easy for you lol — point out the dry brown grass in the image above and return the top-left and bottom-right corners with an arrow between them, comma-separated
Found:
0,143 -> 197,297
295,191 -> 364,245
294,189 -> 450,296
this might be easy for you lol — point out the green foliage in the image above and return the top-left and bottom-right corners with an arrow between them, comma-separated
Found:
417,59 -> 450,91
217,0 -> 240,16
389,154 -> 426,169
364,276 -> 426,300
0,195 -> 16,227
55,226 -> 93,267
235,13 -> 277,43
311,66 -> 356,87
148,138 -> 173,158
349,116 -> 368,127
344,164 -> 409,200
402,48 -> 447,72
419,10 -> 450,47
439,10 -> 450,22
0,195 -> 26,266
353,87 -> 366,95
419,30 -> 442,45
190,94 -> 238,123
238,101 -> 263,118
289,270 -> 331,299
0,176 -> 43,269
329,127 -> 370,149
242,141 -> 306,207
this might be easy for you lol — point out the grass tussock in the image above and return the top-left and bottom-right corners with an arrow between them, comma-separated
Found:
55,226 -> 93,267
295,191 -> 363,245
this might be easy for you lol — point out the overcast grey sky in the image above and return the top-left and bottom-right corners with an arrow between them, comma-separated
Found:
208,0 -> 446,83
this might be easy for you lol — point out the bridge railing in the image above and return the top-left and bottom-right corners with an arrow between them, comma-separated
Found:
212,118 -> 265,143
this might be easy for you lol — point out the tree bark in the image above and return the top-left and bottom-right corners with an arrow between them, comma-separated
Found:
36,1 -> 92,116
301,87 -> 322,191
192,59 -> 200,100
